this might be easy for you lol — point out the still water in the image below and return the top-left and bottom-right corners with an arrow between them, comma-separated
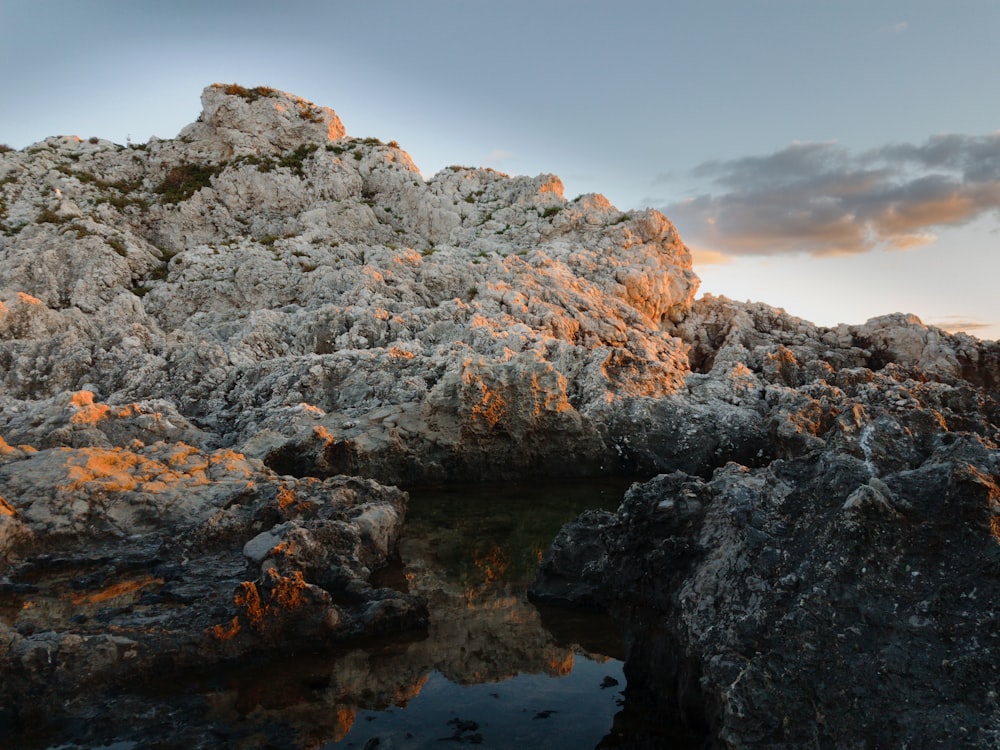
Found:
325,479 -> 633,748
29,478 -> 638,749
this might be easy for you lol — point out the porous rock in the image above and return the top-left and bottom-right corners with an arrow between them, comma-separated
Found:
2,83 -> 999,746
534,297 -> 1000,748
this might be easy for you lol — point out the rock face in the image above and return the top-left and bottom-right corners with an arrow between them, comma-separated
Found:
533,299 -> 1000,748
1,83 -> 999,746
0,82 -> 698,485
0,81 -> 698,734
0,435 -> 425,707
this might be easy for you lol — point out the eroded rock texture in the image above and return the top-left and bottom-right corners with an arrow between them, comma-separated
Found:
534,299 -> 1000,748
0,83 -> 698,485
1,83 -> 999,747
0,82 -> 697,721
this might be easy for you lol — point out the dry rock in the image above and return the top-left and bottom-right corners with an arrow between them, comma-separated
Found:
2,83 -> 999,747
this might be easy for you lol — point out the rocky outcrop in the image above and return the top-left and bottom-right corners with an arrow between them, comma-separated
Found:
0,431 -> 424,709
2,83 -> 999,746
533,297 -> 1000,748
0,83 -> 698,485
0,82 -> 698,734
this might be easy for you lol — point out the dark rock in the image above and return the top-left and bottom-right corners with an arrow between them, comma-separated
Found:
534,298 -> 1000,748
535,431 -> 1000,748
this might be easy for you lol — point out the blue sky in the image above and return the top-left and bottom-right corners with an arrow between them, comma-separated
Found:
2,0 -> 997,339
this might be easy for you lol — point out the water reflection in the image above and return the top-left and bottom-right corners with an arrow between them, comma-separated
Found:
18,480 -> 638,749
321,479 -> 633,747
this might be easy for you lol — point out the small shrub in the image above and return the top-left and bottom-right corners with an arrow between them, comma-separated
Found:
150,263 -> 169,281
221,84 -> 276,103
387,140 -> 400,149
88,136 -> 99,145
37,208 -> 68,225
327,144 -> 346,155
298,105 -> 324,123
59,166 -> 144,200
108,237 -> 127,256
421,247 -> 435,256
278,143 -> 318,177
155,163 -> 222,203
131,285 -> 151,297
0,144 -> 13,154
542,206 -> 563,218
155,245 -> 179,264
353,152 -> 363,161
464,195 -> 475,204
237,153 -> 276,173
466,286 -> 479,300
96,193 -> 149,211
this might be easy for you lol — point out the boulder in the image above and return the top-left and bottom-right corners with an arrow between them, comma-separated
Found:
534,296 -> 1000,748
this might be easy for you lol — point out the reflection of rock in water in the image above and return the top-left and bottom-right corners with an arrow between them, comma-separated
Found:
173,485 -> 627,749
224,551 -> 610,744
394,532 -> 594,685
0,480 -> 627,749
199,642 -> 434,747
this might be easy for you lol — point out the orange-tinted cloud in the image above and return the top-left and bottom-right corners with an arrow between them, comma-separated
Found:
928,317 -> 994,334
664,134 -> 1000,257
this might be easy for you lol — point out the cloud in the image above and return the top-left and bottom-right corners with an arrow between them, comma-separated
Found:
885,20 -> 909,34
688,246 -> 734,266
928,317 -> 994,334
664,133 -> 1000,256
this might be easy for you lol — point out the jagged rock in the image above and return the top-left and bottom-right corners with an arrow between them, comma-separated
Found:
0,437 -> 424,706
533,321 -> 1000,747
1,83 -> 700,482
2,83 -> 999,746
179,83 -> 346,157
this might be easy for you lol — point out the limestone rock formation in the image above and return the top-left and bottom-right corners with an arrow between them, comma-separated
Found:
0,435 -> 424,706
1,83 -> 999,747
0,82 -> 698,737
0,83 -> 698,485
533,297 -> 1000,748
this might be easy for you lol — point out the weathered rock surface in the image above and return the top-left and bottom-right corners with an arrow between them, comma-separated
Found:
0,437 -> 424,709
1,83 -> 999,747
0,82 -> 699,485
534,298 -> 1000,748
0,82 -> 700,734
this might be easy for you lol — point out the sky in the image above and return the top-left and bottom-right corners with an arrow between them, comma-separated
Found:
1,0 -> 998,340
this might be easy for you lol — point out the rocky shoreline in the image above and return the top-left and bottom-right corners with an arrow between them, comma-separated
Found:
1,84 -> 998,747
533,300 -> 1000,746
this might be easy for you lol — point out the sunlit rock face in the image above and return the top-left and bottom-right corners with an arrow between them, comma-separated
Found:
0,433 -> 424,696
0,83 -> 699,482
2,83 -> 999,745
0,82 -> 696,725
